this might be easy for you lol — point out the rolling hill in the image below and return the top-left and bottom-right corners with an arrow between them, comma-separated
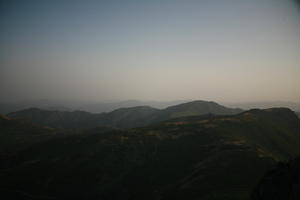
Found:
7,100 -> 242,129
1,108 -> 300,200
228,101 -> 300,113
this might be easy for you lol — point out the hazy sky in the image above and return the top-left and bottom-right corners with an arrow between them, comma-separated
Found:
1,0 -> 300,103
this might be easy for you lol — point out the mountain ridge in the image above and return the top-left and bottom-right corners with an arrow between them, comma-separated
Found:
1,107 -> 300,200
7,100 -> 242,129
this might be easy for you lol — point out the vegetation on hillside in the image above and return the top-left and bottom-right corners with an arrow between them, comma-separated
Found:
1,108 -> 300,200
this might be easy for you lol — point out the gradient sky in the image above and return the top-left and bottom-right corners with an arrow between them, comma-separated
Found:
1,0 -> 300,103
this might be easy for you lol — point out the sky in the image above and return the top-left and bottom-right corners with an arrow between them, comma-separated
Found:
1,0 -> 300,103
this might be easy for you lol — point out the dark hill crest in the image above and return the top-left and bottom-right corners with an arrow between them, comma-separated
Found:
7,100 -> 243,129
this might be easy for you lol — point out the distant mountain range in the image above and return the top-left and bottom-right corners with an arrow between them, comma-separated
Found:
227,101 -> 300,112
78,99 -> 190,113
7,100 -> 243,129
1,107 -> 300,200
0,99 -> 189,114
2,99 -> 299,115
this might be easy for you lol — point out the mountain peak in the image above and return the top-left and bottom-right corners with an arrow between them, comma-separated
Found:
163,100 -> 242,117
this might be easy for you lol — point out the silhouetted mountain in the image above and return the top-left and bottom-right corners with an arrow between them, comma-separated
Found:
0,103 -> 23,115
7,106 -> 159,129
229,101 -> 300,112
7,100 -> 242,129
0,99 -> 189,114
78,100 -> 190,113
7,108 -> 104,129
1,108 -> 300,200
158,100 -> 242,118
252,156 -> 300,200
0,100 -> 73,115
0,115 -> 116,153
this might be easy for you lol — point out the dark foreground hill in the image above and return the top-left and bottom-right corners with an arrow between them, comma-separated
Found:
252,156 -> 300,200
1,108 -> 300,200
7,100 -> 242,129
0,115 -> 56,153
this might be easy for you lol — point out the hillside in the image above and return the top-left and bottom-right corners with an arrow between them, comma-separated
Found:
0,115 -> 56,153
0,100 -> 72,115
156,100 -> 242,119
252,156 -> 300,200
7,100 -> 242,129
0,100 -> 188,114
1,108 -> 300,200
7,108 -> 107,129
78,100 -> 190,113
231,101 -> 300,112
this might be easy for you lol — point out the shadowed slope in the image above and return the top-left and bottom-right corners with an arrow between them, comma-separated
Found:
0,115 -> 56,153
252,156 -> 300,200
1,108 -> 300,200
